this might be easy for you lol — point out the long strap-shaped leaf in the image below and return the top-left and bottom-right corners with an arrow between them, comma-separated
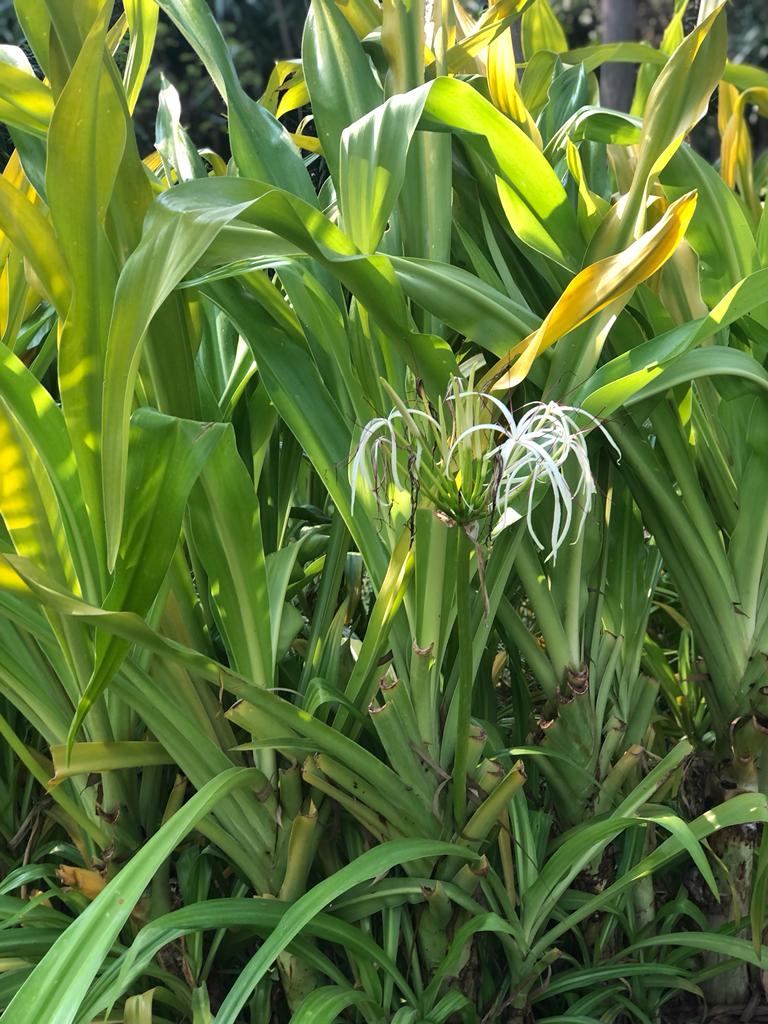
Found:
81,898 -> 417,1019
213,839 -> 477,1024
480,191 -> 697,391
0,768 -> 256,1024
155,0 -> 315,202
101,177 -> 456,569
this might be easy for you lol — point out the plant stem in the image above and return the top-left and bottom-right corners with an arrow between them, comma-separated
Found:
453,527 -> 474,827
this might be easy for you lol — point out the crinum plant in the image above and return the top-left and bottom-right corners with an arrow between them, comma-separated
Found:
1,0 -> 768,1021
350,375 -> 618,821
351,378 -> 615,556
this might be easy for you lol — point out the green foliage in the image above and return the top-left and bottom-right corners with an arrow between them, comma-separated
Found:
0,1 -> 767,1022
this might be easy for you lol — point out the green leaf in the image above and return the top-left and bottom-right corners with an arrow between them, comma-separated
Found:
70,410 -> 226,747
627,347 -> 768,405
82,897 -> 417,1019
631,4 -> 726,195
533,792 -> 768,958
187,430 -> 273,683
288,986 -> 377,1023
101,184 -> 259,569
122,0 -> 158,111
10,1 -> 51,73
214,840 -> 477,1024
389,256 -> 539,354
0,46 -> 53,137
579,268 -> 768,416
155,72 -> 207,182
155,0 -> 315,202
303,0 -> 383,184
339,92 -> 423,253
420,78 -> 581,267
0,768 -> 257,1024
49,740 -> 173,780
45,4 -> 127,554
521,0 -> 567,58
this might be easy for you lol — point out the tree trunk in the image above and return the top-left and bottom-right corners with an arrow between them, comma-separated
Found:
600,0 -> 636,111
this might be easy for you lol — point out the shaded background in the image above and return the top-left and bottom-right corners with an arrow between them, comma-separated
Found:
0,1 -> 766,164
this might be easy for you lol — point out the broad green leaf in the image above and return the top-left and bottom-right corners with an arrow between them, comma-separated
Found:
339,92 -> 423,253
419,78 -> 581,267
630,4 -> 726,199
579,268 -> 768,416
521,0 -> 567,59
46,5 -> 126,554
101,184 -> 259,568
627,347 -> 768,405
389,256 -> 540,354
303,0 -> 383,183
11,1 -> 51,73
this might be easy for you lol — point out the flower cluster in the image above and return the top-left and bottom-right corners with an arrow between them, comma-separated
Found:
350,379 -> 618,561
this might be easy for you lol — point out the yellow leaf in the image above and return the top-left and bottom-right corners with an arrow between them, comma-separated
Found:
0,56 -> 53,138
0,175 -> 70,318
335,0 -> 381,37
521,0 -> 567,58
720,86 -> 768,206
0,555 -> 33,596
56,866 -> 106,901
481,190 -> 698,391
717,80 -> 739,136
260,60 -> 302,114
487,27 -> 542,146
291,132 -> 323,153
444,0 -> 530,74
276,79 -> 310,120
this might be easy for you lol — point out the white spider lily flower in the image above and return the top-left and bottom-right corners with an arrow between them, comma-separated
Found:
491,402 -> 620,560
349,415 -> 403,514
350,407 -> 443,514
349,381 -> 618,560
